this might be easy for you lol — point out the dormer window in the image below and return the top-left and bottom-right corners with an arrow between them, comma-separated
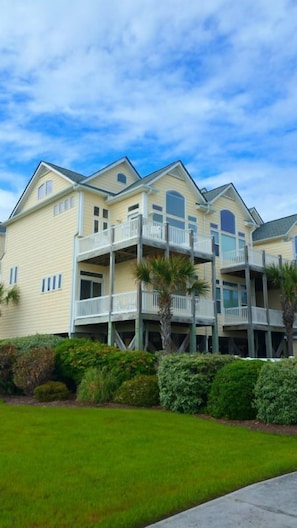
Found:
117,173 -> 127,184
38,180 -> 53,199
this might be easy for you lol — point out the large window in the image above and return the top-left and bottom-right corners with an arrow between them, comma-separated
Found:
221,210 -> 235,234
166,190 -> 185,218
80,271 -> 103,300
221,281 -> 247,309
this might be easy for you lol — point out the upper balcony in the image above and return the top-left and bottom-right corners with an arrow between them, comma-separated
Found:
76,217 -> 213,265
220,247 -> 289,276
74,290 -> 215,327
223,306 -> 297,330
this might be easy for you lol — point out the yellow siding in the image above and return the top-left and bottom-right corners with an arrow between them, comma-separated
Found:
255,224 -> 297,260
0,194 -> 79,338
19,170 -> 74,214
88,161 -> 139,194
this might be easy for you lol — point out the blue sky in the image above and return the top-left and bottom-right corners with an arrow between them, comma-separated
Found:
0,0 -> 297,222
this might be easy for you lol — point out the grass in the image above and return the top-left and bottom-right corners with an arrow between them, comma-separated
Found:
1,404 -> 297,528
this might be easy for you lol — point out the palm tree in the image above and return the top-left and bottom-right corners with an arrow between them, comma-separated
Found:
0,283 -> 20,316
265,262 -> 297,357
134,254 -> 209,353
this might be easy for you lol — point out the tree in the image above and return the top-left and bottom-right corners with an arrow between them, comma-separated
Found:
0,283 -> 20,316
134,254 -> 209,353
265,262 -> 297,357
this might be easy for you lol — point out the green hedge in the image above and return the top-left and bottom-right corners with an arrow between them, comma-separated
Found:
33,381 -> 70,402
207,359 -> 264,420
114,375 -> 160,407
254,359 -> 297,425
54,338 -> 156,388
1,334 -> 64,355
158,353 -> 235,414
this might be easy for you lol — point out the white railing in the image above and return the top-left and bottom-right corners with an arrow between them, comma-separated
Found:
77,217 -> 213,258
112,291 -> 137,313
76,290 -> 214,321
221,247 -> 290,270
75,295 -> 110,318
223,306 -> 249,324
223,306 -> 297,329
78,229 -> 112,255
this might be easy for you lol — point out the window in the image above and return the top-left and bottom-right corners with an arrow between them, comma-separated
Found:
93,206 -> 109,233
128,203 -> 139,221
117,173 -> 127,184
166,190 -> 185,218
221,210 -> 235,234
153,213 -> 163,223
222,281 -> 246,309
38,180 -> 52,199
152,204 -> 163,212
128,204 -> 139,212
53,196 -> 74,216
9,266 -> 18,285
80,271 -> 103,300
41,273 -> 62,293
216,284 -> 221,314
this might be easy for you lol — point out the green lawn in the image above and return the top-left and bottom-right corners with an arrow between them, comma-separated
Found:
1,403 -> 297,528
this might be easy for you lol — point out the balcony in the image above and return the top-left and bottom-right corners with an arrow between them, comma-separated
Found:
76,217 -> 213,263
221,247 -> 289,273
75,290 -> 215,325
223,306 -> 297,329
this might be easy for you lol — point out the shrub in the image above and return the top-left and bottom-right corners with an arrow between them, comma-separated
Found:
114,375 -> 160,407
13,347 -> 56,395
1,334 -> 64,355
207,359 -> 264,420
0,344 -> 18,394
54,338 -> 156,387
158,353 -> 235,414
254,359 -> 297,425
33,381 -> 70,402
77,367 -> 119,404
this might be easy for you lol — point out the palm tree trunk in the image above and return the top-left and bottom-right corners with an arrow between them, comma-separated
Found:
159,303 -> 172,353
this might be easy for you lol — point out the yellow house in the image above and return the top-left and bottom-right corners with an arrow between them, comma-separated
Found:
0,157 -> 296,356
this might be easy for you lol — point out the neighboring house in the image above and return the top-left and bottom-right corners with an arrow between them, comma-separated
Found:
0,157 -> 296,357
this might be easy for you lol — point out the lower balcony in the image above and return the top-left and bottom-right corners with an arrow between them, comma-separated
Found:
223,306 -> 297,329
75,291 -> 215,325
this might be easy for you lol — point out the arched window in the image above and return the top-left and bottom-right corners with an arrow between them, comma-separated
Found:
220,210 -> 235,234
166,190 -> 185,219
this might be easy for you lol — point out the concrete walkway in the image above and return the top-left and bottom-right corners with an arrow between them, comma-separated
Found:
146,472 -> 297,527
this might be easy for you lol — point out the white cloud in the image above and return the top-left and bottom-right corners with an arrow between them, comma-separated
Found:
0,0 -> 296,222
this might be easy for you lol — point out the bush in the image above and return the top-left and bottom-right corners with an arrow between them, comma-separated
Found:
254,359 -> 297,425
0,344 -> 18,394
158,353 -> 235,414
1,334 -> 64,355
207,359 -> 264,420
13,347 -> 56,395
77,367 -> 119,404
54,338 -> 156,387
114,375 -> 160,407
33,381 -> 70,402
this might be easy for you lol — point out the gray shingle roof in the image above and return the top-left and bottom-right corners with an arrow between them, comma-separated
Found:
45,162 -> 86,184
253,214 -> 297,242
203,184 -> 230,202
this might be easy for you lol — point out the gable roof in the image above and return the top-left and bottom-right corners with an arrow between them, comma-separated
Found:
86,156 -> 141,184
112,160 -> 208,204
253,214 -> 297,242
9,161 -> 87,218
202,183 -> 257,224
